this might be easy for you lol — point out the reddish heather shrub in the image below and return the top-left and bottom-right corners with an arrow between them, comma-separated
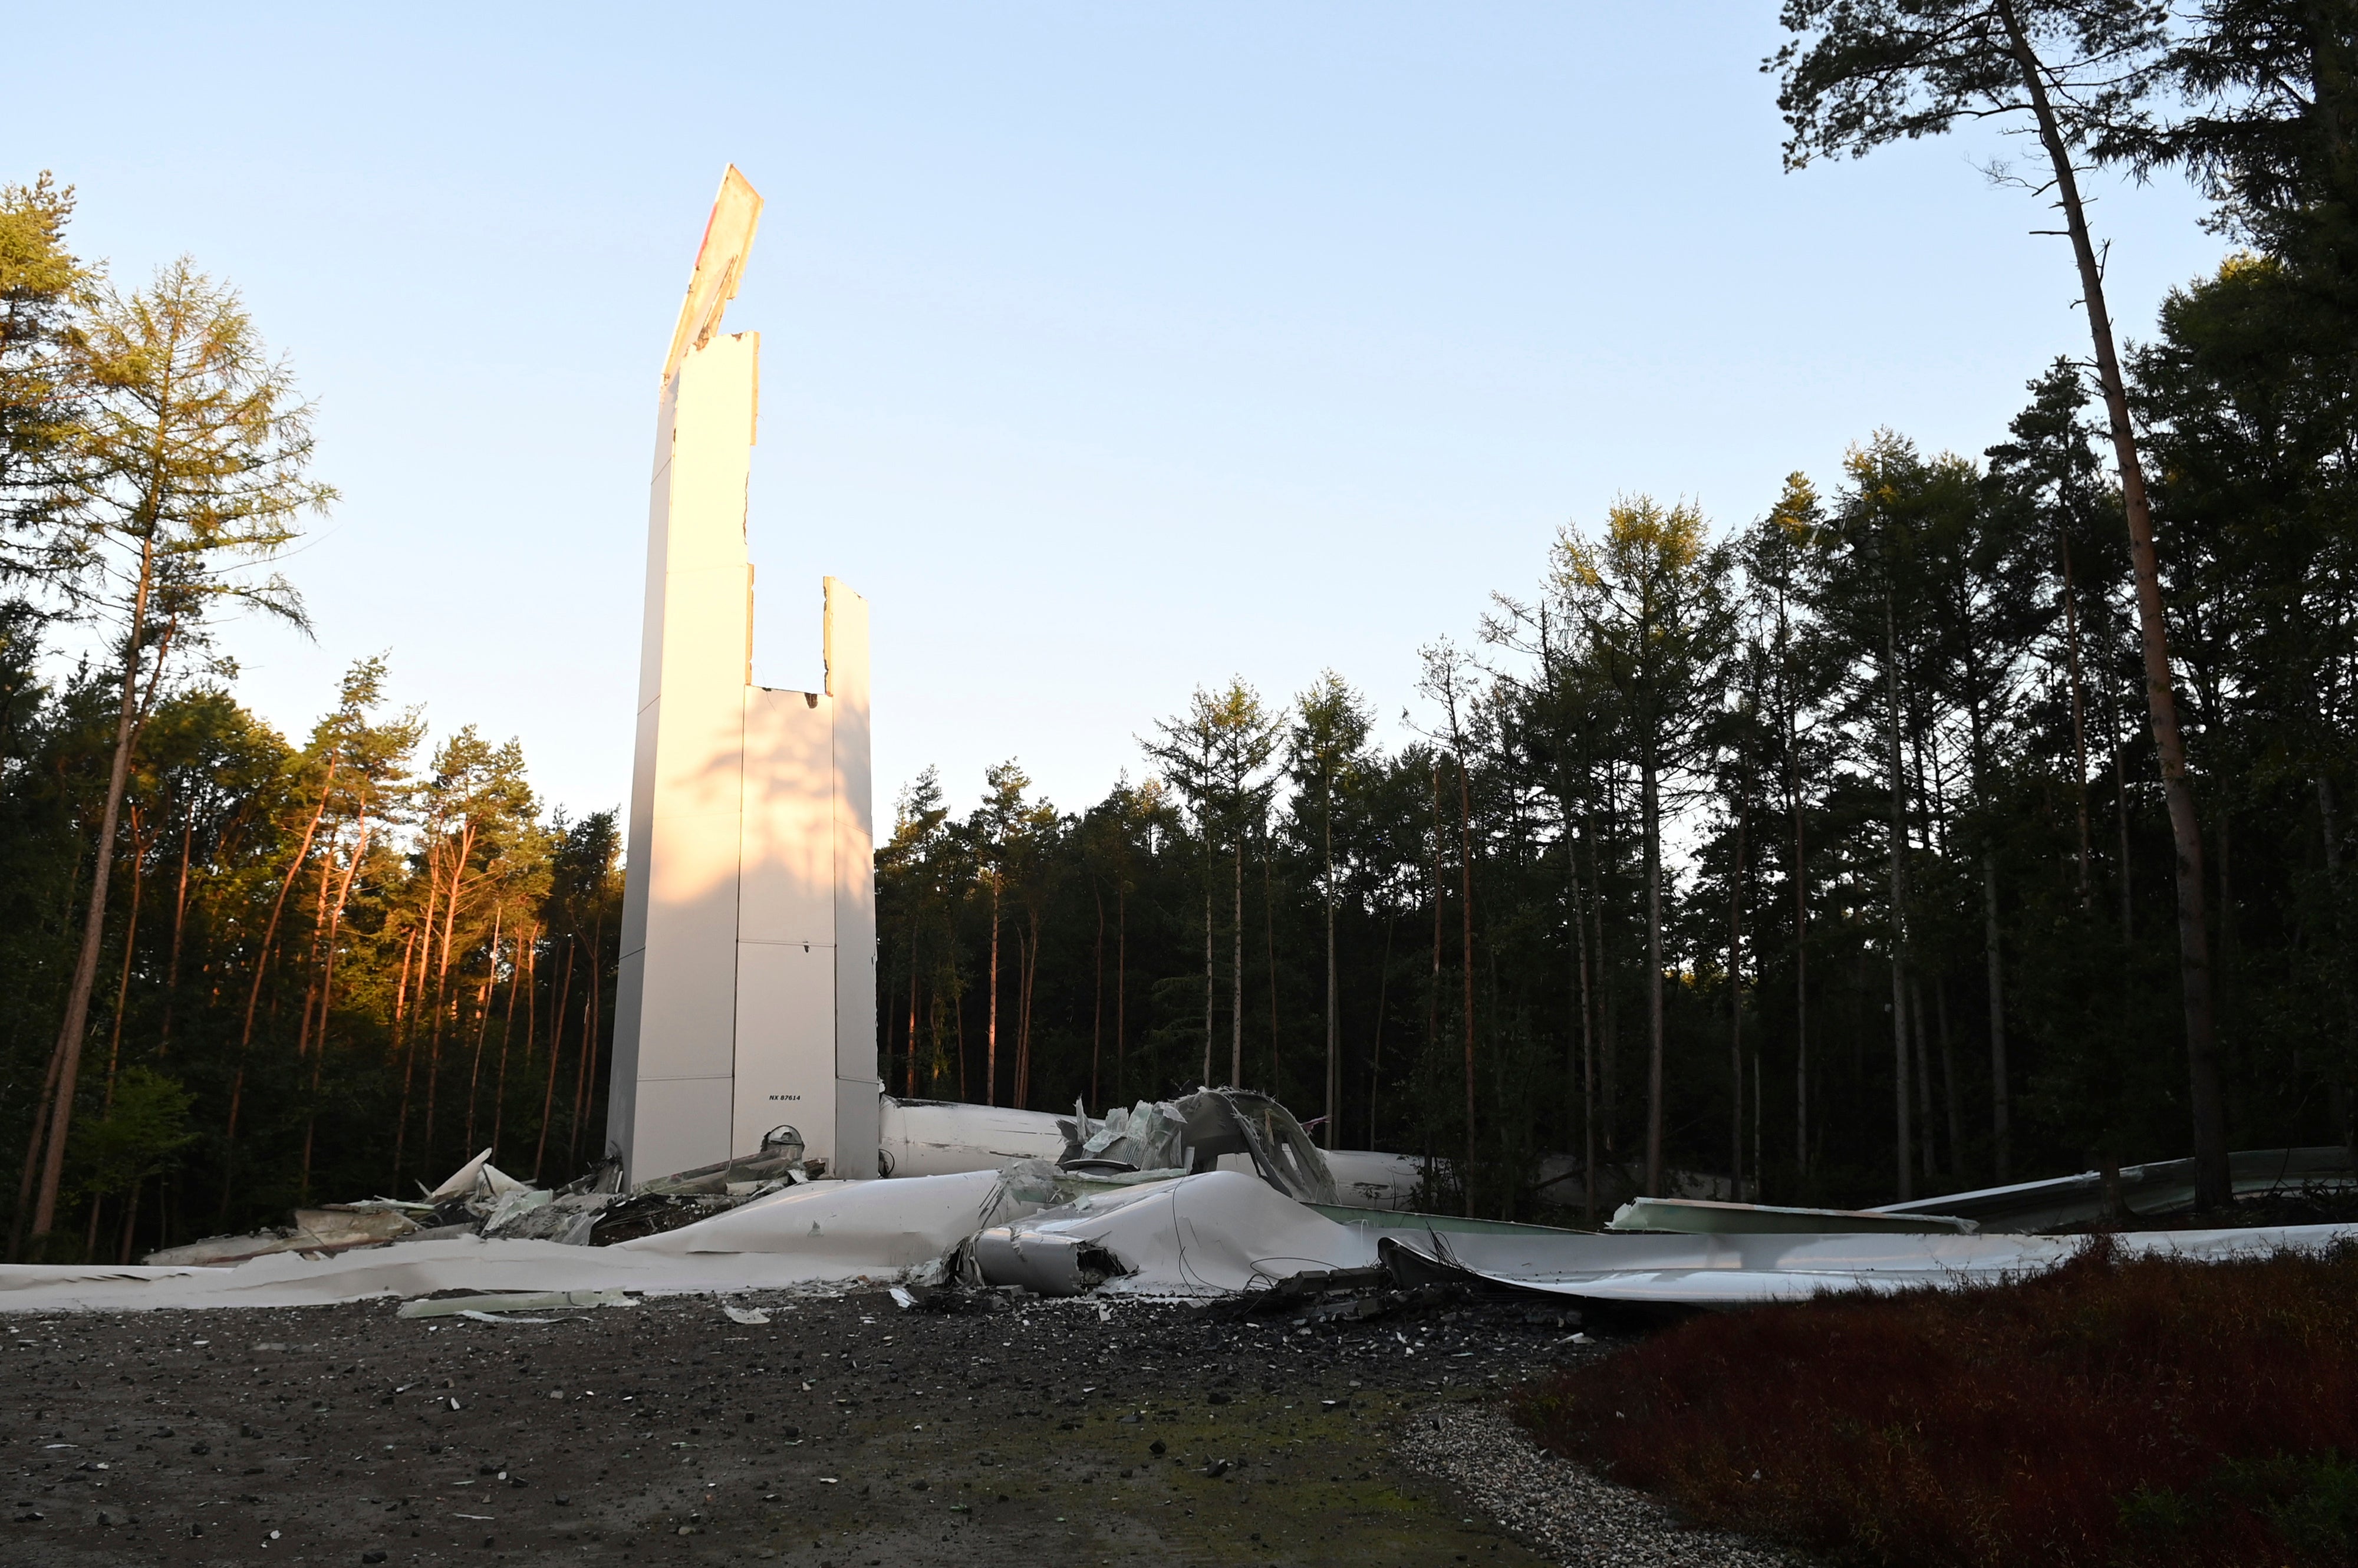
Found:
1509,1242 -> 2358,1567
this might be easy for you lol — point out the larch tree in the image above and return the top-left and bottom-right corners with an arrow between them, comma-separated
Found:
1415,638 -> 1486,1212
1557,497 -> 1732,1199
1287,671 -> 1374,1150
1142,696 -> 1223,1085
1145,681 -> 1277,1089
0,173 -> 87,556
1737,476 -> 1835,1191
880,767 -> 950,1100
24,260 -> 329,1249
970,760 -> 1035,1106
1818,435 -> 1968,1198
1203,682 -> 1280,1090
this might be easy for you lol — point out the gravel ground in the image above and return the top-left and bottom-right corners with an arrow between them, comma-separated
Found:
4,1281 -> 1807,1568
1399,1401 -> 1809,1568
1,1283 -> 1630,1567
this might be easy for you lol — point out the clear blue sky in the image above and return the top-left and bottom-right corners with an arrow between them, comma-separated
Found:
6,5 -> 2227,824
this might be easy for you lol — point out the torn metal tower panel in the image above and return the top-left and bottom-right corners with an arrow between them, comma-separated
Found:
1381,1221 -> 2358,1306
975,1171 -> 1379,1296
608,165 -> 879,1187
1606,1197 -> 1978,1236
1865,1145 -> 2356,1233
877,1098 -> 1070,1178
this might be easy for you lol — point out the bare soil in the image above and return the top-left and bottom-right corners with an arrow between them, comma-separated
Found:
4,1286 -> 1599,1567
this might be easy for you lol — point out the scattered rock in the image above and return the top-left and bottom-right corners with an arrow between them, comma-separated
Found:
1401,1401 -> 1807,1568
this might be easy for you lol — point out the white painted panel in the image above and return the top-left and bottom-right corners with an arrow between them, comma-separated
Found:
618,696 -> 658,966
631,904 -> 740,1093
638,787 -> 739,1084
739,688 -> 835,945
665,335 -> 758,573
732,941 -> 838,1168
635,377 -> 679,714
630,1076 -> 734,1190
604,946 -> 646,1162
618,330 -> 758,1179
825,580 -> 878,1092
835,1078 -> 882,1180
648,564 -> 749,827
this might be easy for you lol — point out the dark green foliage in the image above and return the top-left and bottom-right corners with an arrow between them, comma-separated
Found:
1770,0 -> 2171,173
67,1066 -> 194,1204
0,641 -> 621,1259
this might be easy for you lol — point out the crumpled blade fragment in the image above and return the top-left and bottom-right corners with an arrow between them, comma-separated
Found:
976,1170 -> 1374,1297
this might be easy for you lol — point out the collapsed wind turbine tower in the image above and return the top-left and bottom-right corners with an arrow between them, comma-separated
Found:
605,166 -> 880,1187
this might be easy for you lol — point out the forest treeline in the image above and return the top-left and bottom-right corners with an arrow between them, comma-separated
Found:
4,2 -> 2354,1254
874,1 -> 2358,1218
0,179 -> 624,1261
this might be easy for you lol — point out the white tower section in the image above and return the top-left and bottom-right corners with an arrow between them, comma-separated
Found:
607,167 -> 880,1186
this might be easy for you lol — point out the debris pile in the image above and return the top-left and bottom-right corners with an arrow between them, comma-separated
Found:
1198,1264 -> 1505,1328
144,1124 -> 818,1265
143,1089 -> 1343,1274
5,1119 -> 2348,1317
1056,1088 -> 1338,1204
137,1204 -> 425,1266
581,1130 -> 817,1244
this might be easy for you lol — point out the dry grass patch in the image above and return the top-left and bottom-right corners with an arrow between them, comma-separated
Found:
1510,1240 -> 2358,1567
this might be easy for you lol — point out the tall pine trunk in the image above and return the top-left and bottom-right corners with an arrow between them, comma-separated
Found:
986,878 -> 1000,1106
1201,862 -> 1213,1086
568,913 -> 607,1169
464,902 -> 505,1152
1728,802 -> 1747,1201
1791,756 -> 1810,1190
220,758 -> 338,1221
1427,766 -> 1444,1173
1573,823 -> 1596,1224
1984,852 -> 2010,1180
301,812 -> 370,1200
1231,838 -> 1244,1088
1091,882 -> 1104,1107
2061,532 -> 2094,906
1997,0 -> 2229,1209
1264,849 -> 1280,1099
28,532 -> 164,1244
424,822 -> 475,1170
100,816 -> 151,1109
1323,787 -> 1338,1149
1642,746 -> 1666,1200
492,923 -> 526,1157
1116,881 -> 1127,1103
1458,757 -> 1477,1215
1885,593 -> 1914,1201
533,935 -> 576,1181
